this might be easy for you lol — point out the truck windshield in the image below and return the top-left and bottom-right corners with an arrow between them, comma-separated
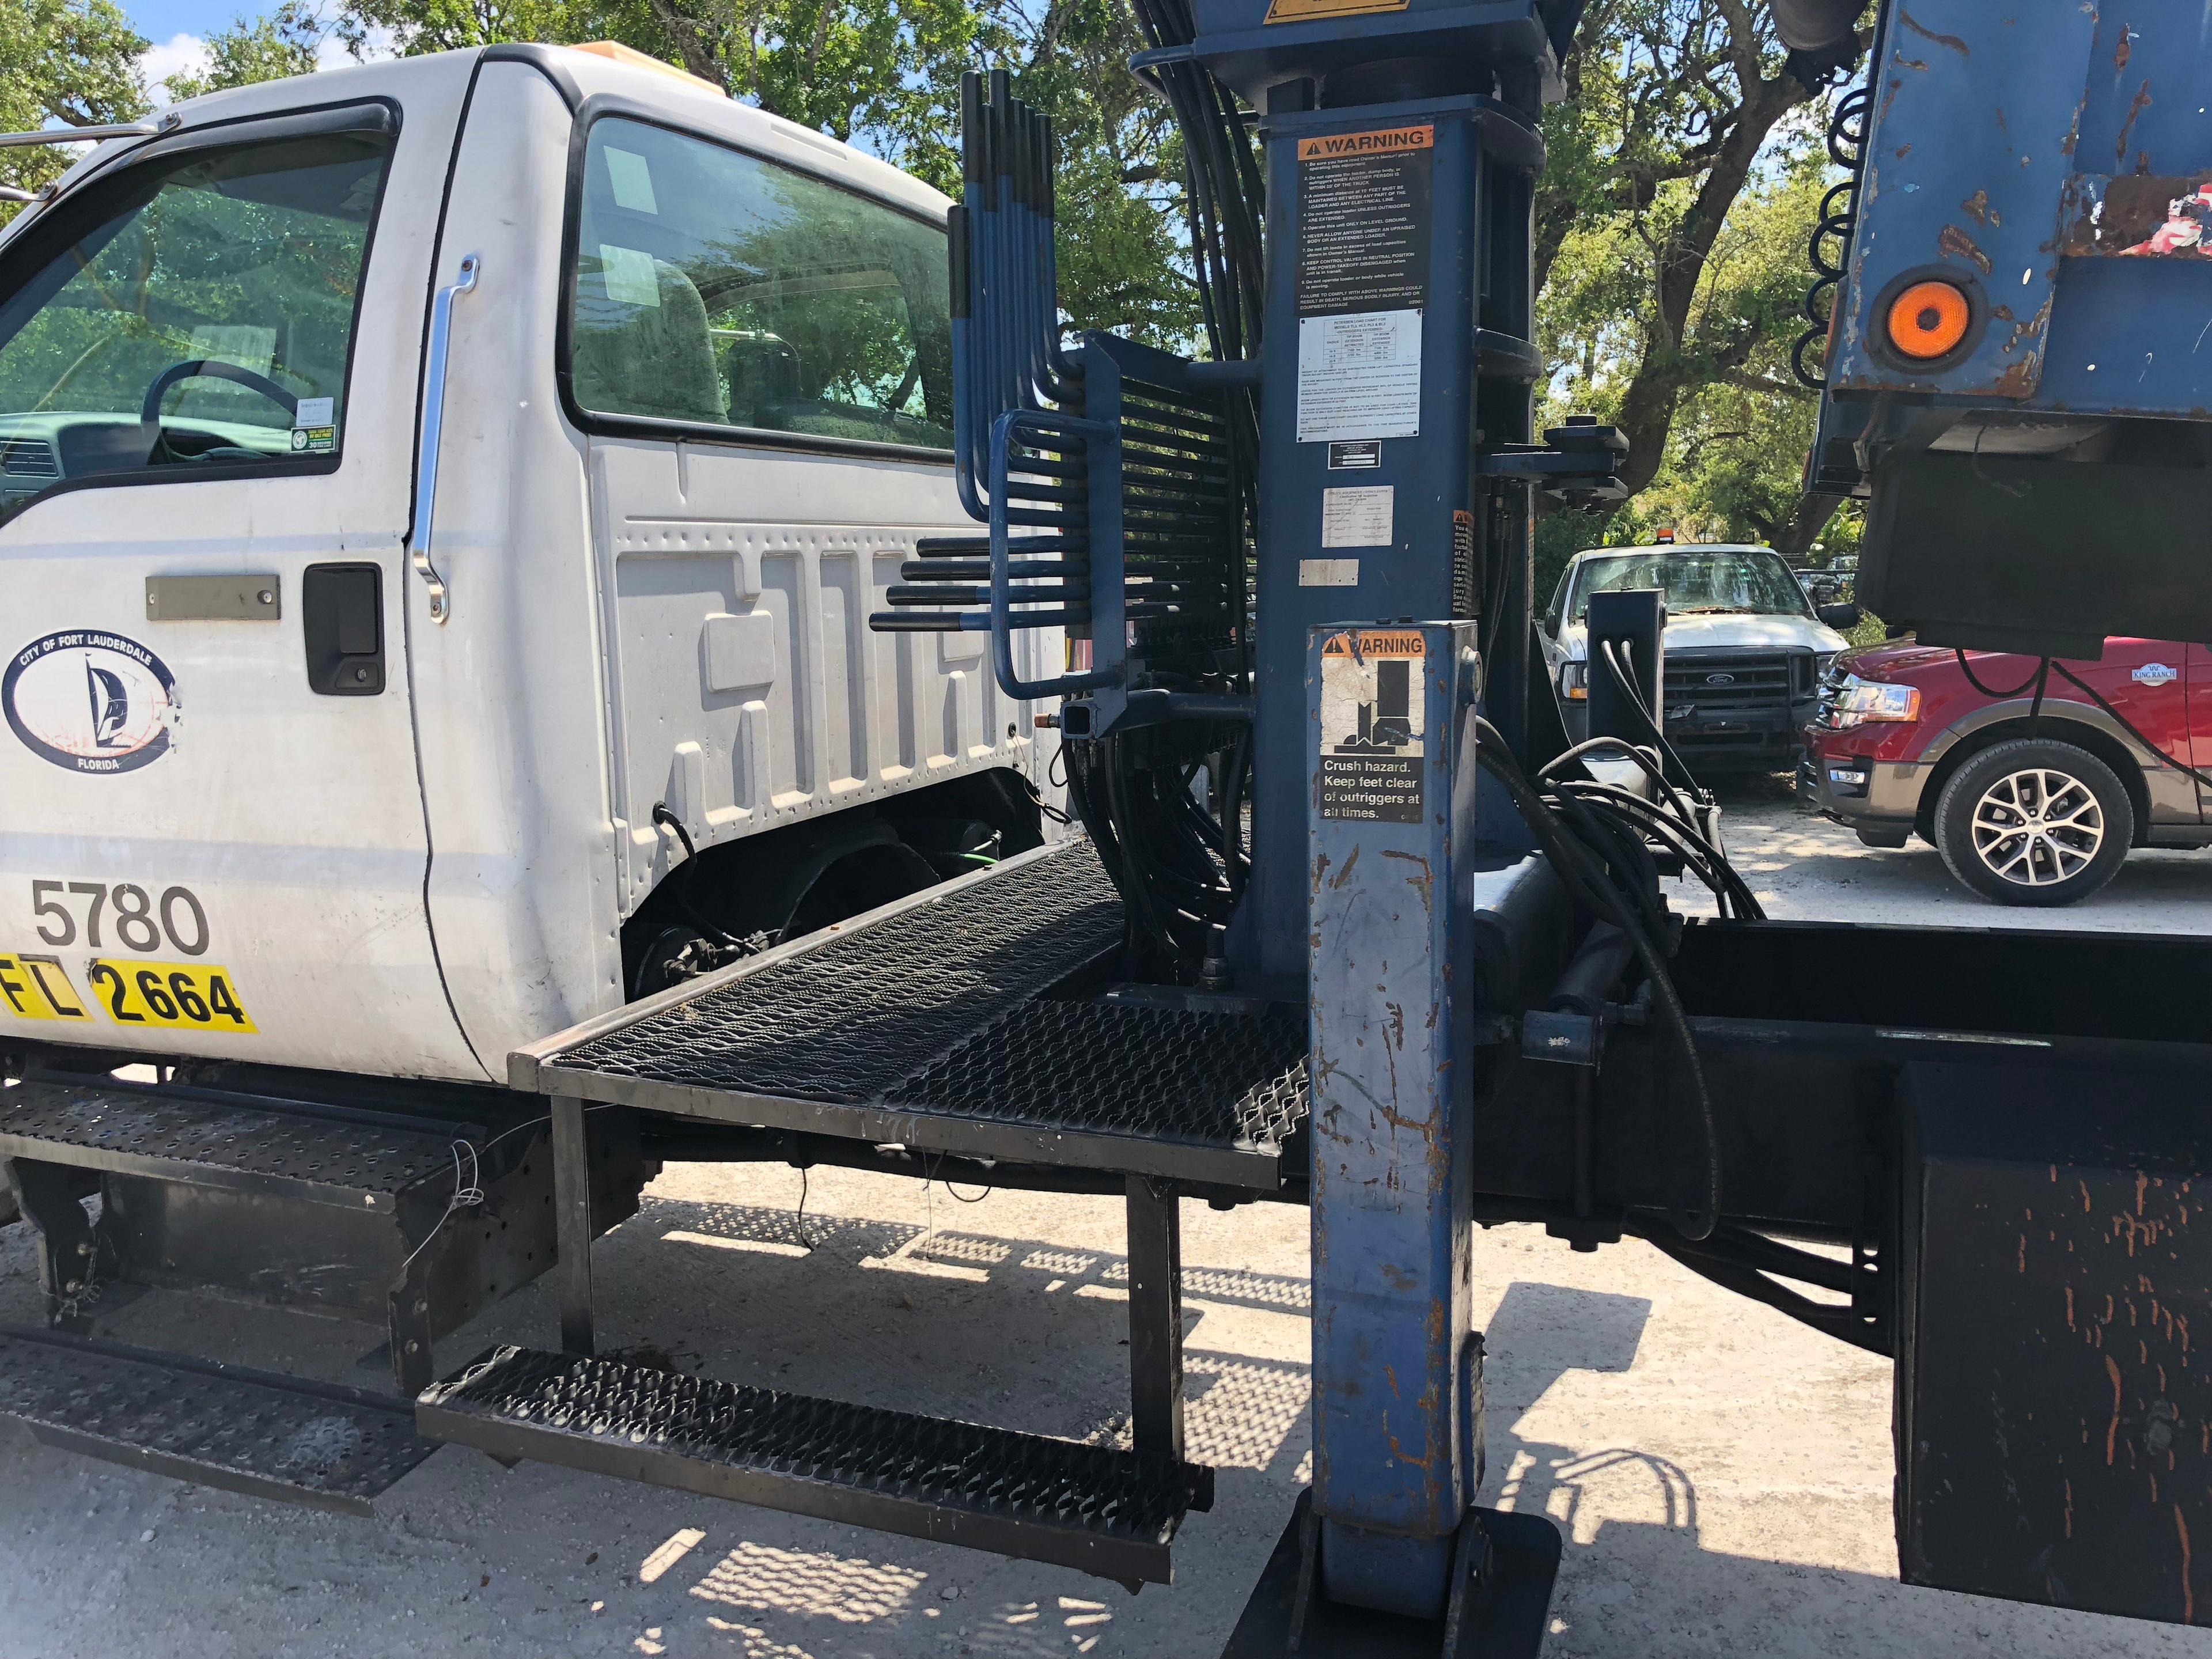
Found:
1569,550 -> 1812,621
567,117 -> 953,450
0,127 -> 391,525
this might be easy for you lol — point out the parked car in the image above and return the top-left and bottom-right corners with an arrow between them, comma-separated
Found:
1801,639 -> 2212,905
1541,543 -> 1861,772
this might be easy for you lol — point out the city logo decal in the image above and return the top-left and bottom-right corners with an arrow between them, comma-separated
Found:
4,630 -> 182,774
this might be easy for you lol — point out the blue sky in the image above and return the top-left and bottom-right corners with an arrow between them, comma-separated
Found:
131,0 -> 375,96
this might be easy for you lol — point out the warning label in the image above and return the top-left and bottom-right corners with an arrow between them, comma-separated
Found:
1319,631 -> 1426,823
1294,124 -> 1431,444
1296,127 -> 1432,318
1266,0 -> 1408,22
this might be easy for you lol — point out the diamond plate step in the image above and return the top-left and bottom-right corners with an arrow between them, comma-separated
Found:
513,841 -> 1310,1188
418,1346 -> 1214,1586
0,1326 -> 435,1514
0,1075 -> 487,1209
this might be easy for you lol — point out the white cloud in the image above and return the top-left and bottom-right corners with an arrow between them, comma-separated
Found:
138,32 -> 210,100
136,20 -> 392,107
318,26 -> 394,68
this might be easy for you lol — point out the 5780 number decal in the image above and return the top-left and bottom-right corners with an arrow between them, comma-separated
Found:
85,960 -> 256,1032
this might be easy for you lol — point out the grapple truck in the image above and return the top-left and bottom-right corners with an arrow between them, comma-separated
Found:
6,3 -> 2212,1654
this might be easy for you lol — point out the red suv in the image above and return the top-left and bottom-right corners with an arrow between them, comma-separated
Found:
1800,639 -> 2212,906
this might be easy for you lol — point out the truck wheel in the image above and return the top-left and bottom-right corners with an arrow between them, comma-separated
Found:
1933,738 -> 2133,906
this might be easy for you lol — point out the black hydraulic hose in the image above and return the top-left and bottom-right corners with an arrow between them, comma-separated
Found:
1952,649 -> 2046,700
1475,719 -> 1722,1241
1598,637 -> 1703,791
649,803 -> 749,949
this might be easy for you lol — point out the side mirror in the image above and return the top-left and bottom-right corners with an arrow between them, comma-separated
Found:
1819,603 -> 1862,631
1542,611 -> 1561,637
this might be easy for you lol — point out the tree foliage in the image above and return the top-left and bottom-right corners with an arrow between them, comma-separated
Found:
162,0 -> 327,101
0,0 -> 149,220
1534,0 -> 1871,598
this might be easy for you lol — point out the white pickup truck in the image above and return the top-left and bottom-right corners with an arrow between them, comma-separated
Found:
0,43 -> 1056,1085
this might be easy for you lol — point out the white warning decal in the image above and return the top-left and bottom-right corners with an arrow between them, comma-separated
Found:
1319,630 -> 1425,823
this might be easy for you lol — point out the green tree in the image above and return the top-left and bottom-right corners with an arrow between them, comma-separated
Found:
329,0 -> 1202,343
0,0 -> 150,222
1531,1 -> 1872,593
163,0 -> 327,101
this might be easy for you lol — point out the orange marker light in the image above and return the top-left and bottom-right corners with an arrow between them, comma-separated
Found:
1886,279 -> 1971,360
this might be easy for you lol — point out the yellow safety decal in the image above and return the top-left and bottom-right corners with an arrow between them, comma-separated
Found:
85,959 -> 257,1033
0,953 -> 93,1022
1295,124 -> 1434,162
1266,0 -> 1408,24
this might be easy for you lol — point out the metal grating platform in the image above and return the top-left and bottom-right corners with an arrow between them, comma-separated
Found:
418,1346 -> 1213,1586
0,1327 -> 435,1514
0,1078 -> 468,1205
516,841 -> 1312,1188
539,841 -> 1125,1104
898,1001 -> 1309,1153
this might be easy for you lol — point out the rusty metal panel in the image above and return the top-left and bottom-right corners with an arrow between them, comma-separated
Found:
1897,1060 -> 2212,1626
1834,1 -> 2102,400
1305,620 -> 1483,1620
2059,172 -> 2212,259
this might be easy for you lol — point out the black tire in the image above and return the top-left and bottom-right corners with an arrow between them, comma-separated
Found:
1933,738 -> 2133,907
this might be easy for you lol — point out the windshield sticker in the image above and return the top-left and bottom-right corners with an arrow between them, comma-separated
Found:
604,147 -> 660,214
290,424 -> 336,453
293,396 -> 334,429
4,631 -> 181,775
599,244 -> 662,308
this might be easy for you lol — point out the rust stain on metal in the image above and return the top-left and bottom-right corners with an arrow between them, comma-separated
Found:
2117,79 -> 2154,169
2115,27 -> 2133,73
2108,1353 -> 2124,1464
1962,188 -> 1995,226
1330,844 -> 1361,889
1938,222 -> 1995,276
1898,7 -> 1969,55
2181,1506 -> 2196,1622
1381,849 -> 1433,914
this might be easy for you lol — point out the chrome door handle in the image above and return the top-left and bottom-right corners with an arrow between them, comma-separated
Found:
408,252 -> 479,624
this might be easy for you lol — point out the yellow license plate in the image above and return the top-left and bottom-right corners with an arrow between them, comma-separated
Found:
0,953 -> 95,1023
85,959 -> 257,1033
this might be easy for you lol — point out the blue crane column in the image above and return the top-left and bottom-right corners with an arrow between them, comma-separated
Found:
1229,51 -> 1548,1627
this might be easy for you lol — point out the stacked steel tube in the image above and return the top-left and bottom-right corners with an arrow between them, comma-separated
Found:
869,73 -> 1238,677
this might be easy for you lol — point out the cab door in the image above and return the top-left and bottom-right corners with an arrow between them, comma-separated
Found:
0,72 -> 486,1079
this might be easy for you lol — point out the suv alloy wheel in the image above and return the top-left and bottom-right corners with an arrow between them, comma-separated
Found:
1932,738 -> 2134,906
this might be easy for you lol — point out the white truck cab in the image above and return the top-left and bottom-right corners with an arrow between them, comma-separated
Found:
0,44 -> 1052,1084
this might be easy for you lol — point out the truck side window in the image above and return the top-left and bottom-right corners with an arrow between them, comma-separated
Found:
0,127 -> 393,526
567,117 -> 953,453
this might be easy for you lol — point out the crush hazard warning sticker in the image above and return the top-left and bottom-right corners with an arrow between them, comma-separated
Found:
1319,630 -> 1425,823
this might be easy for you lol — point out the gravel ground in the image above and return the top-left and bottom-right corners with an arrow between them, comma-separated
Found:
6,778 -> 2211,1659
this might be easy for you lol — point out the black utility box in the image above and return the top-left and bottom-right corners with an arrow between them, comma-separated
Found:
1899,1060 -> 2212,1625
